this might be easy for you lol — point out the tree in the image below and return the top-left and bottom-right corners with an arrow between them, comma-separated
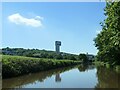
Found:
94,1 -> 120,65
2,47 -> 80,61
78,54 -> 88,63
55,54 -> 63,60
68,55 -> 77,60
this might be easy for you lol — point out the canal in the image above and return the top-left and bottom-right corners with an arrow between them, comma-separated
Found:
2,64 -> 120,88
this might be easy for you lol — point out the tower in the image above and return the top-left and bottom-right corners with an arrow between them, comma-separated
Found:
55,41 -> 61,53
55,73 -> 61,82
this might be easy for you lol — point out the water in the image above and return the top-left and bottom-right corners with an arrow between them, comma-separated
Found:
2,64 -> 120,88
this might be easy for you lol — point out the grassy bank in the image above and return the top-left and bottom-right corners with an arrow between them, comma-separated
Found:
2,55 -> 80,78
93,61 -> 120,73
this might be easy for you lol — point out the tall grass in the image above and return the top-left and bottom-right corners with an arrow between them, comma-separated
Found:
2,55 -> 80,78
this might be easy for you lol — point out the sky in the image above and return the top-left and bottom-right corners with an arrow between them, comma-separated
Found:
2,2 -> 106,55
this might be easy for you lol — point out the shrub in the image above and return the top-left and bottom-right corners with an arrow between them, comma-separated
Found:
115,66 -> 120,73
2,55 -> 80,78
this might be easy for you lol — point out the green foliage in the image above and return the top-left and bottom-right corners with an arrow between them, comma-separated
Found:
78,54 -> 88,63
2,55 -> 80,78
115,65 -> 120,73
94,2 -> 120,65
2,47 -> 78,61
94,61 -> 105,67
55,54 -> 63,60
106,63 -> 111,68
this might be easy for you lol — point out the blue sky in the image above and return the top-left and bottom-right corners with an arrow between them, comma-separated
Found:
2,2 -> 106,55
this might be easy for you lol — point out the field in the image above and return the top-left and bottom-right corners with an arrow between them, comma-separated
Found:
2,55 -> 80,78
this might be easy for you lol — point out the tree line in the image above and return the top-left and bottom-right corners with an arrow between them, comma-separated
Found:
1,47 -> 93,62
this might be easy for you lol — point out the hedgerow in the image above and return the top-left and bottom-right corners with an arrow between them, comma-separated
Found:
2,55 -> 80,78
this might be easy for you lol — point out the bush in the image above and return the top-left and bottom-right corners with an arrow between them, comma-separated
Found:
115,66 -> 120,73
106,63 -> 110,68
2,55 -> 80,78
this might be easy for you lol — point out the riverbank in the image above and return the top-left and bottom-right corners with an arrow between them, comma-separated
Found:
2,55 -> 81,78
93,61 -> 120,73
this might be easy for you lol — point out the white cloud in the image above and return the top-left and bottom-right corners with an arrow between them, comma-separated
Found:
35,16 -> 44,20
8,13 -> 43,27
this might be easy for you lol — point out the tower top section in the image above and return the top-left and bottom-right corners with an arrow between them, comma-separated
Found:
55,41 -> 61,46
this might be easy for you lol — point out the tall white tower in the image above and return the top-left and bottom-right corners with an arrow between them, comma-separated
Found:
55,41 -> 61,53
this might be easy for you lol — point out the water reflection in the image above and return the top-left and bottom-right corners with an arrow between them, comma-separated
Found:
95,66 -> 120,88
77,64 -> 120,88
78,64 -> 88,72
2,64 -> 120,89
55,73 -> 61,82
78,63 -> 95,72
2,65 -> 77,88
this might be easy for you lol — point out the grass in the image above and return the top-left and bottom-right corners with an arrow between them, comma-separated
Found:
2,55 -> 81,78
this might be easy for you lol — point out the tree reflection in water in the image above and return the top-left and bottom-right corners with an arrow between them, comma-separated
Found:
2,66 -> 76,88
3,64 -> 120,89
78,63 -> 95,72
78,64 -> 89,72
77,64 -> 120,88
95,66 -> 120,88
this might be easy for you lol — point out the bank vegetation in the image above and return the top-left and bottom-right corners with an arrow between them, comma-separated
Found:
2,55 -> 80,78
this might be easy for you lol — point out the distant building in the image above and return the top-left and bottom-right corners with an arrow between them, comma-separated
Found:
55,41 -> 61,54
86,53 -> 95,61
